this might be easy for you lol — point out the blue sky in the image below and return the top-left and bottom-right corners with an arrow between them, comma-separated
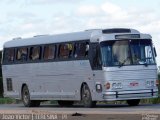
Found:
0,0 -> 160,66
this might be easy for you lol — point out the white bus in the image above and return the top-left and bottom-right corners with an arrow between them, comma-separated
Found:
2,28 -> 159,107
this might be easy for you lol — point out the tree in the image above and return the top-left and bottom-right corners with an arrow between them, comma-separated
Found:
0,51 -> 2,76
0,51 -> 3,97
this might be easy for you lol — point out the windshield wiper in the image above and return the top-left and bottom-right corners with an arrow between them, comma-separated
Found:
119,57 -> 130,68
143,62 -> 148,67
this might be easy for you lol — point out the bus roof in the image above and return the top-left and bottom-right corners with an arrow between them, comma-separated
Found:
3,28 -> 143,48
4,31 -> 94,48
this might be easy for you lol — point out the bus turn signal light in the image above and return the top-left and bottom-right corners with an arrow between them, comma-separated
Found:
105,82 -> 110,90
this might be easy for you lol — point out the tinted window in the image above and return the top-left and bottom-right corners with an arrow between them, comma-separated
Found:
100,39 -> 155,67
59,43 -> 73,59
130,39 -> 155,64
4,48 -> 15,62
44,45 -> 56,60
16,47 -> 28,61
30,46 -> 41,60
74,42 -> 89,58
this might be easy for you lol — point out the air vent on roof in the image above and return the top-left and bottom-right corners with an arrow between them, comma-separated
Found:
34,34 -> 48,37
102,28 -> 131,34
12,37 -> 22,40
85,29 -> 101,31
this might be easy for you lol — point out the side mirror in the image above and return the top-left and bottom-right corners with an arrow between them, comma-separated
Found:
154,47 -> 157,57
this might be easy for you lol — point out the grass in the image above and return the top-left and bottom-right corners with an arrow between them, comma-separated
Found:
0,77 -> 3,97
0,98 -> 16,104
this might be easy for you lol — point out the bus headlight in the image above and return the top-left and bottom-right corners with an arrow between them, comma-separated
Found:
112,82 -> 123,89
96,84 -> 102,92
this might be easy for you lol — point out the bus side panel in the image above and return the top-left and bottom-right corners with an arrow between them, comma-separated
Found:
2,65 -> 21,99
2,60 -> 97,101
91,70 -> 105,101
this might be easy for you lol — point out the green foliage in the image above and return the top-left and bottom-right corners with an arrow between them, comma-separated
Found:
141,98 -> 160,104
0,77 -> 3,97
151,98 -> 160,104
0,51 -> 2,77
0,51 -> 3,97
158,74 -> 160,95
0,98 -> 16,104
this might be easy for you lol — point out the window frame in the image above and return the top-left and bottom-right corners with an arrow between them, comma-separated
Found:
2,39 -> 90,65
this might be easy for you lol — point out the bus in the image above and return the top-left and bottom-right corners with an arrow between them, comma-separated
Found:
1,28 -> 159,107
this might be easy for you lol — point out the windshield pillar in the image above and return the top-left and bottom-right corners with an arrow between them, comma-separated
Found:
89,43 -> 102,70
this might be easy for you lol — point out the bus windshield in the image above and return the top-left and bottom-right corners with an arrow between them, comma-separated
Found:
100,39 -> 156,67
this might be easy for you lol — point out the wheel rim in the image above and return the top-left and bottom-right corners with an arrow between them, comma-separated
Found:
82,86 -> 91,105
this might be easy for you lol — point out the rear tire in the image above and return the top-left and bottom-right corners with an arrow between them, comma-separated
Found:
58,101 -> 74,107
127,99 -> 140,106
22,85 -> 40,107
81,84 -> 96,108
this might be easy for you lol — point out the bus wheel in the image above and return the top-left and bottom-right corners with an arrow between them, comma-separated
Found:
22,85 -> 40,107
58,101 -> 74,107
127,99 -> 140,106
81,84 -> 96,108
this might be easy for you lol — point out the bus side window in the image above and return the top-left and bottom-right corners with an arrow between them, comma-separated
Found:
74,42 -> 88,58
30,46 -> 41,60
5,48 -> 15,62
59,43 -> 73,59
44,45 -> 56,60
16,47 -> 28,61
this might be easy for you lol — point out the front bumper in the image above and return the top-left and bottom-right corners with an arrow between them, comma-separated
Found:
102,89 -> 159,101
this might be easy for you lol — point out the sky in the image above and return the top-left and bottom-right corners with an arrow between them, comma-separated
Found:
0,0 -> 160,66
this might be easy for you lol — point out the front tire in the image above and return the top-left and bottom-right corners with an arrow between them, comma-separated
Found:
127,99 -> 140,106
81,84 -> 96,108
22,85 -> 40,107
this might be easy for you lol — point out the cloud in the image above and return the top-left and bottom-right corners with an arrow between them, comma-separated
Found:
12,0 -> 83,6
74,2 -> 160,65
1,0 -> 160,65
138,21 -> 160,34
101,2 -> 127,18
0,0 -> 82,5
76,5 -> 101,16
